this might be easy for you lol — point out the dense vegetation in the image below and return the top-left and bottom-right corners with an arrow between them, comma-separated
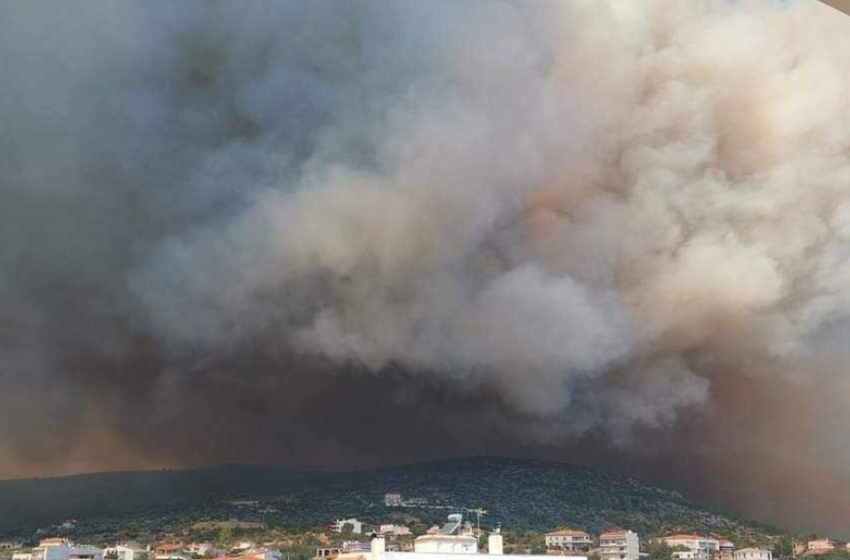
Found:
0,457 -> 782,546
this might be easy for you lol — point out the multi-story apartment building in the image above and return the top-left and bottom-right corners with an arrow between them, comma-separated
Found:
718,541 -> 735,560
599,531 -> 640,560
545,529 -> 593,552
31,540 -> 103,560
332,519 -> 364,535
659,534 -> 720,560
733,549 -> 771,560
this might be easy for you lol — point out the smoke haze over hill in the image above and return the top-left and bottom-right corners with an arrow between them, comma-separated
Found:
2,0 -> 850,537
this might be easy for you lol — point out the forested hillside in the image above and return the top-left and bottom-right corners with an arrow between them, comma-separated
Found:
0,457 -> 779,543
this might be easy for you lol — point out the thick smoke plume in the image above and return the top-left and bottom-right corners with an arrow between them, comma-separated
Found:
2,0 -> 850,536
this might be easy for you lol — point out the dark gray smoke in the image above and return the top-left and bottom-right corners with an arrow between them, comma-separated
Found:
3,0 -> 850,537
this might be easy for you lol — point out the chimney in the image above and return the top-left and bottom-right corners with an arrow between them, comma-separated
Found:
371,536 -> 386,560
489,534 -> 503,555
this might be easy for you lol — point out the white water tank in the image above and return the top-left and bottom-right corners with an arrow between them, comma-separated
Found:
371,536 -> 386,560
489,534 -> 503,555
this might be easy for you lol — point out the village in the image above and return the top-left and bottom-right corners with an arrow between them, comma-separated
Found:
2,497 -> 848,560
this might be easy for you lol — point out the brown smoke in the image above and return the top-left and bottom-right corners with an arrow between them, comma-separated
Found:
819,0 -> 850,15
2,0 -> 850,537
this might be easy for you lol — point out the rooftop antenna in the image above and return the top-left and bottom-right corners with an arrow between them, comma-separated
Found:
469,508 -> 488,536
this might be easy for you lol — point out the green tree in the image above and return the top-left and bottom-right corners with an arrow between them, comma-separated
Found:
529,534 -> 546,555
643,540 -> 674,560
773,537 -> 794,559
217,527 -> 234,547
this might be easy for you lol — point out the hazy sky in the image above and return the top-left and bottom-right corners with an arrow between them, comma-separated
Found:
2,0 -> 850,537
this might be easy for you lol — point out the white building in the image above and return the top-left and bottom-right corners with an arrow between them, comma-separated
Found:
659,535 -> 719,560
808,540 -> 834,552
413,536 -> 478,555
115,543 -> 145,560
379,525 -> 412,537
188,543 -> 214,557
13,554 -> 33,560
733,549 -> 771,560
341,544 -> 372,555
31,542 -> 103,560
599,531 -> 640,560
669,552 -> 701,560
334,519 -> 364,535
343,533 -> 585,560
1,542 -> 24,550
545,530 -> 593,552
244,549 -> 282,560
385,494 -> 403,507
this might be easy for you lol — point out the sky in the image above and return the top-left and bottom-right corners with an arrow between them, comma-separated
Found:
2,0 -> 850,537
